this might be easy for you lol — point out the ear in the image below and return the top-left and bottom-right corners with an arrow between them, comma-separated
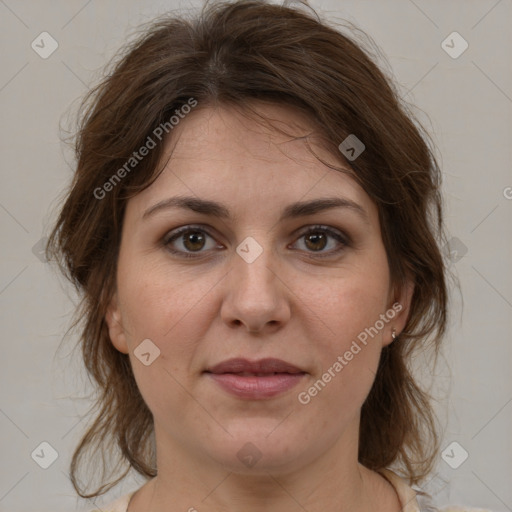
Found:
382,277 -> 415,347
105,293 -> 129,354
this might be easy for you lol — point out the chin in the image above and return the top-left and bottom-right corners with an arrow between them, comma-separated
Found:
203,427 -> 308,475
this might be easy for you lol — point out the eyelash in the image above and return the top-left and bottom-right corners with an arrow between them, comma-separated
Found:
162,224 -> 350,259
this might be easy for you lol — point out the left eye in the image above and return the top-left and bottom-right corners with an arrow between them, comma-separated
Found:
292,226 -> 348,255
163,225 -> 348,258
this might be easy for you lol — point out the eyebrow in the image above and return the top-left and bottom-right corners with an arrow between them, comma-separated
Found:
142,195 -> 369,224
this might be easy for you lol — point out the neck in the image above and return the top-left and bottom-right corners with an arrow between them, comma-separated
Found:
128,423 -> 397,512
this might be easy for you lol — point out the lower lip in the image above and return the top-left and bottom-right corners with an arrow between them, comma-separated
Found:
205,372 -> 305,399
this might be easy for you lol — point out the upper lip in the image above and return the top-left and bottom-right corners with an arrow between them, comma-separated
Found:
205,358 -> 305,374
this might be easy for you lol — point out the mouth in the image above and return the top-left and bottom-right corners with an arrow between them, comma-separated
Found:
225,372 -> 294,376
204,358 -> 306,399
205,357 -> 305,375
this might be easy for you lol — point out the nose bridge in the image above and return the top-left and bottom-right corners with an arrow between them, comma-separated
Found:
220,233 -> 289,331
232,234 -> 277,295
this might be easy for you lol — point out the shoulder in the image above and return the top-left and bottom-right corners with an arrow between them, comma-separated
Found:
379,469 -> 494,512
439,508 -> 494,512
86,490 -> 136,512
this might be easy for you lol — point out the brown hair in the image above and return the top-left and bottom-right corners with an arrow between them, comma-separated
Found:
48,0 -> 448,498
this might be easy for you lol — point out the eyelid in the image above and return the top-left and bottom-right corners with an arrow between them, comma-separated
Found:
162,224 -> 223,256
291,225 -> 350,258
293,224 -> 350,244
162,224 -> 219,245
162,223 -> 350,258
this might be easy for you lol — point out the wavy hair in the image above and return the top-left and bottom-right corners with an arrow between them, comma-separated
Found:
47,0 -> 449,498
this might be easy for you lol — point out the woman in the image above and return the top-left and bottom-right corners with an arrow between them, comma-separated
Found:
47,1 -> 486,511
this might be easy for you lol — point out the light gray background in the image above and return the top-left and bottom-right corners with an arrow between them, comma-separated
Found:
0,0 -> 511,511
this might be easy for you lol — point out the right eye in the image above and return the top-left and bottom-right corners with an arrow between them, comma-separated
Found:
163,225 -> 223,258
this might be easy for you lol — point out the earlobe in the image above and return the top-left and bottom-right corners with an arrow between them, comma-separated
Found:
105,295 -> 129,354
384,278 -> 415,347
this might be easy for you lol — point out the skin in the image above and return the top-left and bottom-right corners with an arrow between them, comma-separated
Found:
106,102 -> 414,512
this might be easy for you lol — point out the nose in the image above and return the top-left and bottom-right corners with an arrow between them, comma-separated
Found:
220,239 -> 291,334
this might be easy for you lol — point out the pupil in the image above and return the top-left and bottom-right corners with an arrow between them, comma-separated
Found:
306,232 -> 326,251
185,231 -> 204,251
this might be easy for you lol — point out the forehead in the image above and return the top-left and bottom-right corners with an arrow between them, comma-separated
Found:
167,102 -> 339,171
128,102 -> 378,222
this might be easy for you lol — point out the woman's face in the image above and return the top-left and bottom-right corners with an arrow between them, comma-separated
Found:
106,102 -> 413,474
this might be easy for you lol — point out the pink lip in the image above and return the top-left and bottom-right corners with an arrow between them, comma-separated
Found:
204,358 -> 306,399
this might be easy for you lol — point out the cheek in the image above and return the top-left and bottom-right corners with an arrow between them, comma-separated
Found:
115,258 -> 217,400
303,267 -> 390,349
296,270 -> 389,406
115,266 -> 200,418
296,296 -> 384,428
116,257 -> 206,343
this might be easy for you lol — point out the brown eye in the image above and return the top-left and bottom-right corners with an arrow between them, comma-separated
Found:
182,230 -> 206,251
292,226 -> 349,257
304,232 -> 328,251
163,226 -> 220,257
